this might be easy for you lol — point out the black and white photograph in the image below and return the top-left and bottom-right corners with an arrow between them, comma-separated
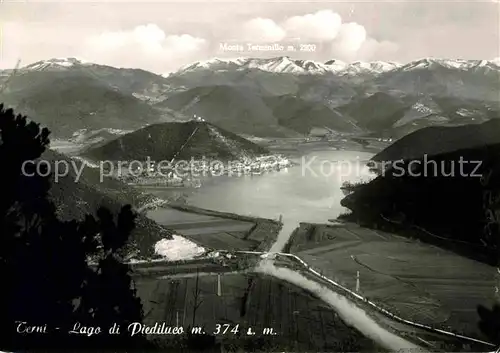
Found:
0,0 -> 500,351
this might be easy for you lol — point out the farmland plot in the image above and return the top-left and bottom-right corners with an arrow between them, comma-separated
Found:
287,223 -> 495,339
135,273 -> 378,352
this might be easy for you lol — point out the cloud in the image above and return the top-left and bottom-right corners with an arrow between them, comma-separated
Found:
1,10 -> 400,72
235,10 -> 399,62
282,10 -> 342,41
1,22 -> 209,73
357,38 -> 400,61
239,18 -> 286,42
333,22 -> 367,53
328,22 -> 399,62
1,1 -> 498,71
81,24 -> 208,72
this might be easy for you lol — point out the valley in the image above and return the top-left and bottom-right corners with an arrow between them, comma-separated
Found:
1,53 -> 499,352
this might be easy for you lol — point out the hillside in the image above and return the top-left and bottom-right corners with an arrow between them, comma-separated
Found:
163,57 -> 500,137
66,128 -> 134,154
0,71 -> 168,137
372,119 -> 500,162
83,120 -> 270,162
374,58 -> 500,102
165,65 -> 303,97
42,149 -> 172,258
158,84 -> 363,137
4,58 -> 172,101
263,95 -> 359,134
340,143 -> 500,264
156,85 -> 294,137
2,56 -> 499,140
294,74 -> 362,107
336,92 -> 411,132
168,57 -> 500,104
432,96 -> 499,123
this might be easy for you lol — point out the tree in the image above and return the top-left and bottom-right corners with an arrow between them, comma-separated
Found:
0,104 -> 150,351
477,304 -> 500,345
0,103 -> 77,350
477,146 -> 500,347
191,267 -> 204,327
76,206 -> 148,350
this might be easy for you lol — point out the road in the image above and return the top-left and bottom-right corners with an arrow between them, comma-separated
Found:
129,249 -> 496,351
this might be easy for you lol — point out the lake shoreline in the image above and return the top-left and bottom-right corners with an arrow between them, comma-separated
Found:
145,203 -> 282,254
138,149 -> 375,259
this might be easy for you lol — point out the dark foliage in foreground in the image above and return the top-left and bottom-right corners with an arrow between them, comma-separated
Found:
477,304 -> 500,345
0,104 -> 153,351
42,149 -> 173,259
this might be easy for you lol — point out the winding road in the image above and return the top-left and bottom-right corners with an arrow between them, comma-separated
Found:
131,248 -> 496,351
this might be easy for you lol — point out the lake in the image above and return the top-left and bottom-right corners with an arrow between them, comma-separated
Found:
147,150 -> 375,250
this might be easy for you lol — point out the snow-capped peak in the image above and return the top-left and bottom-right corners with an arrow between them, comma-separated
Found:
248,56 -> 300,73
340,61 -> 402,75
176,56 -> 305,74
22,57 -> 91,71
173,56 -> 402,76
399,58 -> 500,71
172,56 -> 500,77
176,57 -> 239,71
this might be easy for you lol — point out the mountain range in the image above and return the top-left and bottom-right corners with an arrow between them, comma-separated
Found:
0,56 -> 498,139
171,57 -> 499,77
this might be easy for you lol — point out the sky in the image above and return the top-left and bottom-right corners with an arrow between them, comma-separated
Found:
0,0 -> 499,75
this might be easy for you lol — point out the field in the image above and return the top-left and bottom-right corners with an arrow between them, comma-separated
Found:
134,272 -> 379,352
285,222 -> 496,339
261,137 -> 388,157
146,206 -> 280,251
